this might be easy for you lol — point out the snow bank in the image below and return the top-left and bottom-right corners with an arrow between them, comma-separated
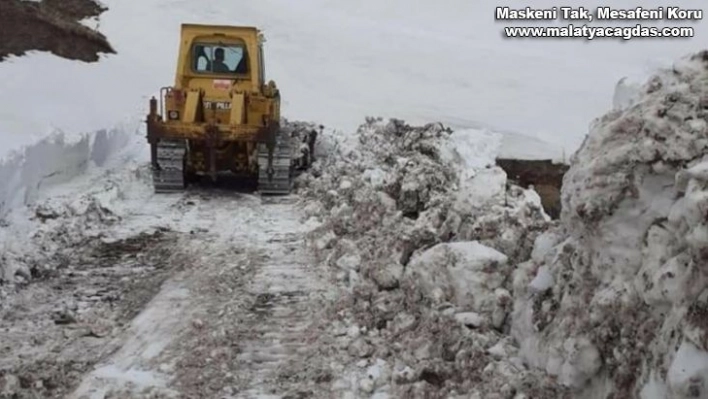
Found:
612,76 -> 643,111
511,50 -> 708,397
0,126 -> 131,219
299,51 -> 708,397
297,118 -> 557,397
0,122 -> 140,289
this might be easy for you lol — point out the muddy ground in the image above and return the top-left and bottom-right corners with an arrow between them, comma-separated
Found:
0,0 -> 114,62
0,227 -> 191,398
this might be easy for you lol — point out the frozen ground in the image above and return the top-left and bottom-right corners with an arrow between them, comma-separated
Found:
2,0 -> 708,160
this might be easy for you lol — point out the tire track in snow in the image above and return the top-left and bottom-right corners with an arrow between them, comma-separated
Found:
232,207 -> 328,398
67,192 -> 333,398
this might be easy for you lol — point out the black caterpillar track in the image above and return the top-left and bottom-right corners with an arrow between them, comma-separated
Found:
257,129 -> 294,195
152,139 -> 186,193
151,130 -> 297,195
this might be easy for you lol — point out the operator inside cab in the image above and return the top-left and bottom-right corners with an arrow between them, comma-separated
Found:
196,46 -> 248,75
211,48 -> 231,73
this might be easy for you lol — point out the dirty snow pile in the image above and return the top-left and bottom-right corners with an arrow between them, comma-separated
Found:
297,50 -> 708,398
510,50 -> 708,399
295,118 -> 560,398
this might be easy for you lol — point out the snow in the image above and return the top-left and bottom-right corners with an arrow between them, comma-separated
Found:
0,127 -> 133,219
295,49 -> 708,397
530,230 -> 562,264
641,374 -> 669,399
70,283 -> 192,399
612,76 -> 643,111
2,0 -> 708,396
667,341 -> 708,398
454,312 -> 485,328
528,266 -> 554,293
508,51 -> 708,397
406,241 -> 509,312
3,0 -> 708,161
0,130 -> 339,397
298,118 -> 555,396
439,128 -> 502,176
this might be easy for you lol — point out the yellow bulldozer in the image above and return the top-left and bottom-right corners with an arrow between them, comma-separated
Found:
146,23 -> 317,194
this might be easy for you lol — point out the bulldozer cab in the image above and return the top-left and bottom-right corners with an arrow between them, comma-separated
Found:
153,24 -> 279,130
174,24 -> 266,94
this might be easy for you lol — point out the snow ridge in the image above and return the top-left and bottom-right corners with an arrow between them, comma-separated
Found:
512,50 -> 708,398
297,50 -> 708,398
0,127 -> 131,220
297,118 -> 558,397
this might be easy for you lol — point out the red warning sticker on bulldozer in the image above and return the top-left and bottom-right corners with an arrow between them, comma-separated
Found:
213,79 -> 232,90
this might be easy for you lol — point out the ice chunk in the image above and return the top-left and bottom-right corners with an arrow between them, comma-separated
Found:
528,266 -> 553,293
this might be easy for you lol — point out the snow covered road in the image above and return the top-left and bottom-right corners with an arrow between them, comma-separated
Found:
66,192 -> 335,398
0,133 -> 338,398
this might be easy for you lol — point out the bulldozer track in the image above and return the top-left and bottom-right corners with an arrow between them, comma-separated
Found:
152,139 -> 187,193
151,132 -> 296,195
257,129 -> 293,195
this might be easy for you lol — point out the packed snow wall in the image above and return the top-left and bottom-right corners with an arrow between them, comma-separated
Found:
296,118 -> 564,397
0,127 -> 132,219
511,50 -> 708,398
296,51 -> 708,398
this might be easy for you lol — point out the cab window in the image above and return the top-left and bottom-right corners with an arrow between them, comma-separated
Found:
192,43 -> 248,74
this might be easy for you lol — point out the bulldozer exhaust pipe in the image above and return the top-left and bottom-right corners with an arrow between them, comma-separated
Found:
149,96 -> 158,118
